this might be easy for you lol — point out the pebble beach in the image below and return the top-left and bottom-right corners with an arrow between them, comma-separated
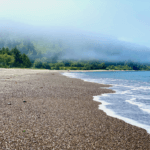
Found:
0,69 -> 149,149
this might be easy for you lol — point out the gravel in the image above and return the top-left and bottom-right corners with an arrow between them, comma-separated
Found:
0,69 -> 149,149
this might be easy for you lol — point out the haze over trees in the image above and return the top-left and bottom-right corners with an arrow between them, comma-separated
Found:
1,20 -> 150,70
0,46 -> 150,71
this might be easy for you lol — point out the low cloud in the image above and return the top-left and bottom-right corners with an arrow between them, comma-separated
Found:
0,19 -> 150,64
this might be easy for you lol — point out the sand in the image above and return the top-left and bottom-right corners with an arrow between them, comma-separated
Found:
0,68 -> 149,149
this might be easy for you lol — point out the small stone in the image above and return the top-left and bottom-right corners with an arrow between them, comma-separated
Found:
8,103 -> 11,105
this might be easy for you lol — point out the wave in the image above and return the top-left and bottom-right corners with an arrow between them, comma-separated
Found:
94,96 -> 150,134
126,98 -> 150,114
62,72 -> 150,134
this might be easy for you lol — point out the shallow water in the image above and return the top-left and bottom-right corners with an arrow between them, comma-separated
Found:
62,71 -> 150,134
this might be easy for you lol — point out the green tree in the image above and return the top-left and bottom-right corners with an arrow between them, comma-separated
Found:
97,63 -> 106,69
22,53 -> 32,68
33,59 -> 43,68
42,62 -> 51,69
54,63 -> 60,70
0,54 -> 14,67
0,47 -> 10,55
11,47 -> 23,67
83,64 -> 91,70
106,65 -> 115,70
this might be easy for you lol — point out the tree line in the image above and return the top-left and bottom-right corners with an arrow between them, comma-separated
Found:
0,47 -> 31,68
32,59 -> 150,70
1,46 -> 150,71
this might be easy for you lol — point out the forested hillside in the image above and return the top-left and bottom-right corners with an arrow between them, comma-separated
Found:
1,46 -> 150,71
1,20 -> 150,70
0,32 -> 66,63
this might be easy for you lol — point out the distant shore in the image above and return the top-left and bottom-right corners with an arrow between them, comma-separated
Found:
0,68 -> 136,72
59,69 -> 136,72
0,69 -> 149,149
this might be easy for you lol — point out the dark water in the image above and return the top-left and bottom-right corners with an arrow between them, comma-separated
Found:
62,71 -> 150,134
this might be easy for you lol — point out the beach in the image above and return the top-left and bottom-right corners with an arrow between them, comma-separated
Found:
0,69 -> 149,149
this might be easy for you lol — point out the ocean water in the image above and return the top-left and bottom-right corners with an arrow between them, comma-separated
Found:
62,71 -> 150,134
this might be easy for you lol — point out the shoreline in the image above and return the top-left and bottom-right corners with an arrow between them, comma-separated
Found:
1,68 -> 136,72
62,71 -> 150,134
0,69 -> 149,149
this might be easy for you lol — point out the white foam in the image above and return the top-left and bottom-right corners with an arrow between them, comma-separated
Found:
93,96 -> 150,134
126,98 -> 150,114
62,73 -> 79,78
121,90 -> 132,94
132,86 -> 150,90
62,72 -> 150,134
123,85 -> 136,88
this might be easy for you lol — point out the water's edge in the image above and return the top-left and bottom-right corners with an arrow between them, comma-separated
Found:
61,72 -> 150,134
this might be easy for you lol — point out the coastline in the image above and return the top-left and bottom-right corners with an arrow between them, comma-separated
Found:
0,69 -> 149,149
0,68 -> 136,72
63,71 -> 150,134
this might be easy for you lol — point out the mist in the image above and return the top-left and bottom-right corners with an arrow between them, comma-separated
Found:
0,0 -> 150,64
1,19 -> 150,64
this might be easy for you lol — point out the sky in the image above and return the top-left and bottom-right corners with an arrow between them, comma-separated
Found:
0,0 -> 150,47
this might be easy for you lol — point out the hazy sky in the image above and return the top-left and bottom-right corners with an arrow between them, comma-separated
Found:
0,0 -> 150,47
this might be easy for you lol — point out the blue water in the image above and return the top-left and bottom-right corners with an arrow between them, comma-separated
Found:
62,71 -> 150,134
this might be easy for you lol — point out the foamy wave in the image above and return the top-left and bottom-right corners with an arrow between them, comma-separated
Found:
93,96 -> 150,134
126,98 -> 150,114
62,72 -> 84,79
121,90 -> 132,94
62,72 -> 150,134
132,86 -> 150,90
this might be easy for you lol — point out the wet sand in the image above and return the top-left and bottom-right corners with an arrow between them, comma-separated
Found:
0,69 -> 149,149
